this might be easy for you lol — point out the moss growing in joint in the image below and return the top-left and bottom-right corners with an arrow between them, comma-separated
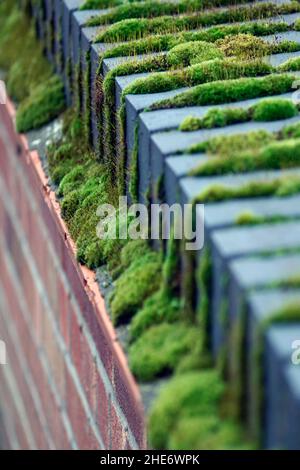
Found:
190,138 -> 300,177
99,21 -> 291,56
180,99 -> 298,132
95,2 -> 300,43
129,323 -> 198,382
188,130 -> 274,157
125,59 -> 273,96
194,175 -> 300,204
87,1 -> 257,26
150,74 -> 296,111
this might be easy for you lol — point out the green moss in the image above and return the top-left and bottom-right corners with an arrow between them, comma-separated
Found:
58,165 -> 87,196
235,211 -> 265,226
282,121 -> 300,139
129,323 -> 198,382
80,0 -> 122,9
167,41 -> 223,67
150,74 -> 296,111
87,0 -> 257,26
111,251 -> 162,324
16,76 -> 65,133
216,33 -> 269,60
252,99 -> 298,122
180,107 -> 249,131
61,190 -> 81,223
197,248 -> 212,352
168,416 -> 247,450
278,56 -> 300,72
130,290 -> 182,340
95,2 -> 300,43
100,21 -> 290,55
125,59 -> 273,96
189,130 -> 274,157
180,99 -> 298,132
266,301 -> 300,325
194,175 -> 300,204
190,138 -> 300,177
148,370 -> 223,449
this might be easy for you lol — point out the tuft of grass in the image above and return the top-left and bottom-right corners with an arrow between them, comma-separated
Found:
252,99 -> 298,122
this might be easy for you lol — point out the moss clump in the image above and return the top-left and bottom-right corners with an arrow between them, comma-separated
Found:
216,34 -> 269,60
130,290 -> 182,340
278,56 -> 300,72
110,250 -> 162,324
180,107 -> 249,131
129,323 -> 198,382
95,2 -> 300,43
168,416 -> 248,450
167,41 -> 223,67
16,76 -> 65,132
252,99 -> 298,122
190,138 -> 300,177
150,74 -> 296,111
149,370 -> 249,450
180,99 -> 298,132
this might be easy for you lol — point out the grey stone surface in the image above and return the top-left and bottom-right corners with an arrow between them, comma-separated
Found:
282,363 -> 300,449
213,247 -> 300,359
151,116 -> 300,157
265,326 -> 300,449
62,0 -> 84,103
180,167 -> 300,204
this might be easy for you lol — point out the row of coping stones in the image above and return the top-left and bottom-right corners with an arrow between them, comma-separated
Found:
34,2 -> 300,153
177,165 -> 300,345
125,61 -> 300,203
245,289 -> 300,450
54,2 -> 300,149
229,258 -> 300,448
153,114 -> 300,206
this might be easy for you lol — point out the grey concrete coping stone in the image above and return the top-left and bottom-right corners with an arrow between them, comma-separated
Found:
199,194 -> 300,230
246,290 -> 300,447
212,221 -> 300,260
265,325 -> 300,449
151,115 -> 300,157
230,252 -> 300,291
138,91 -> 296,135
263,30 -> 300,43
281,363 -> 300,449
148,115 -> 300,203
180,167 -> 300,204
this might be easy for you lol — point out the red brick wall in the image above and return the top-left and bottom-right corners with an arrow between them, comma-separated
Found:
0,101 -> 146,450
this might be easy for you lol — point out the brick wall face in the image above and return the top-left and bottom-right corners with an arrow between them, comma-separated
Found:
0,102 -> 145,450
